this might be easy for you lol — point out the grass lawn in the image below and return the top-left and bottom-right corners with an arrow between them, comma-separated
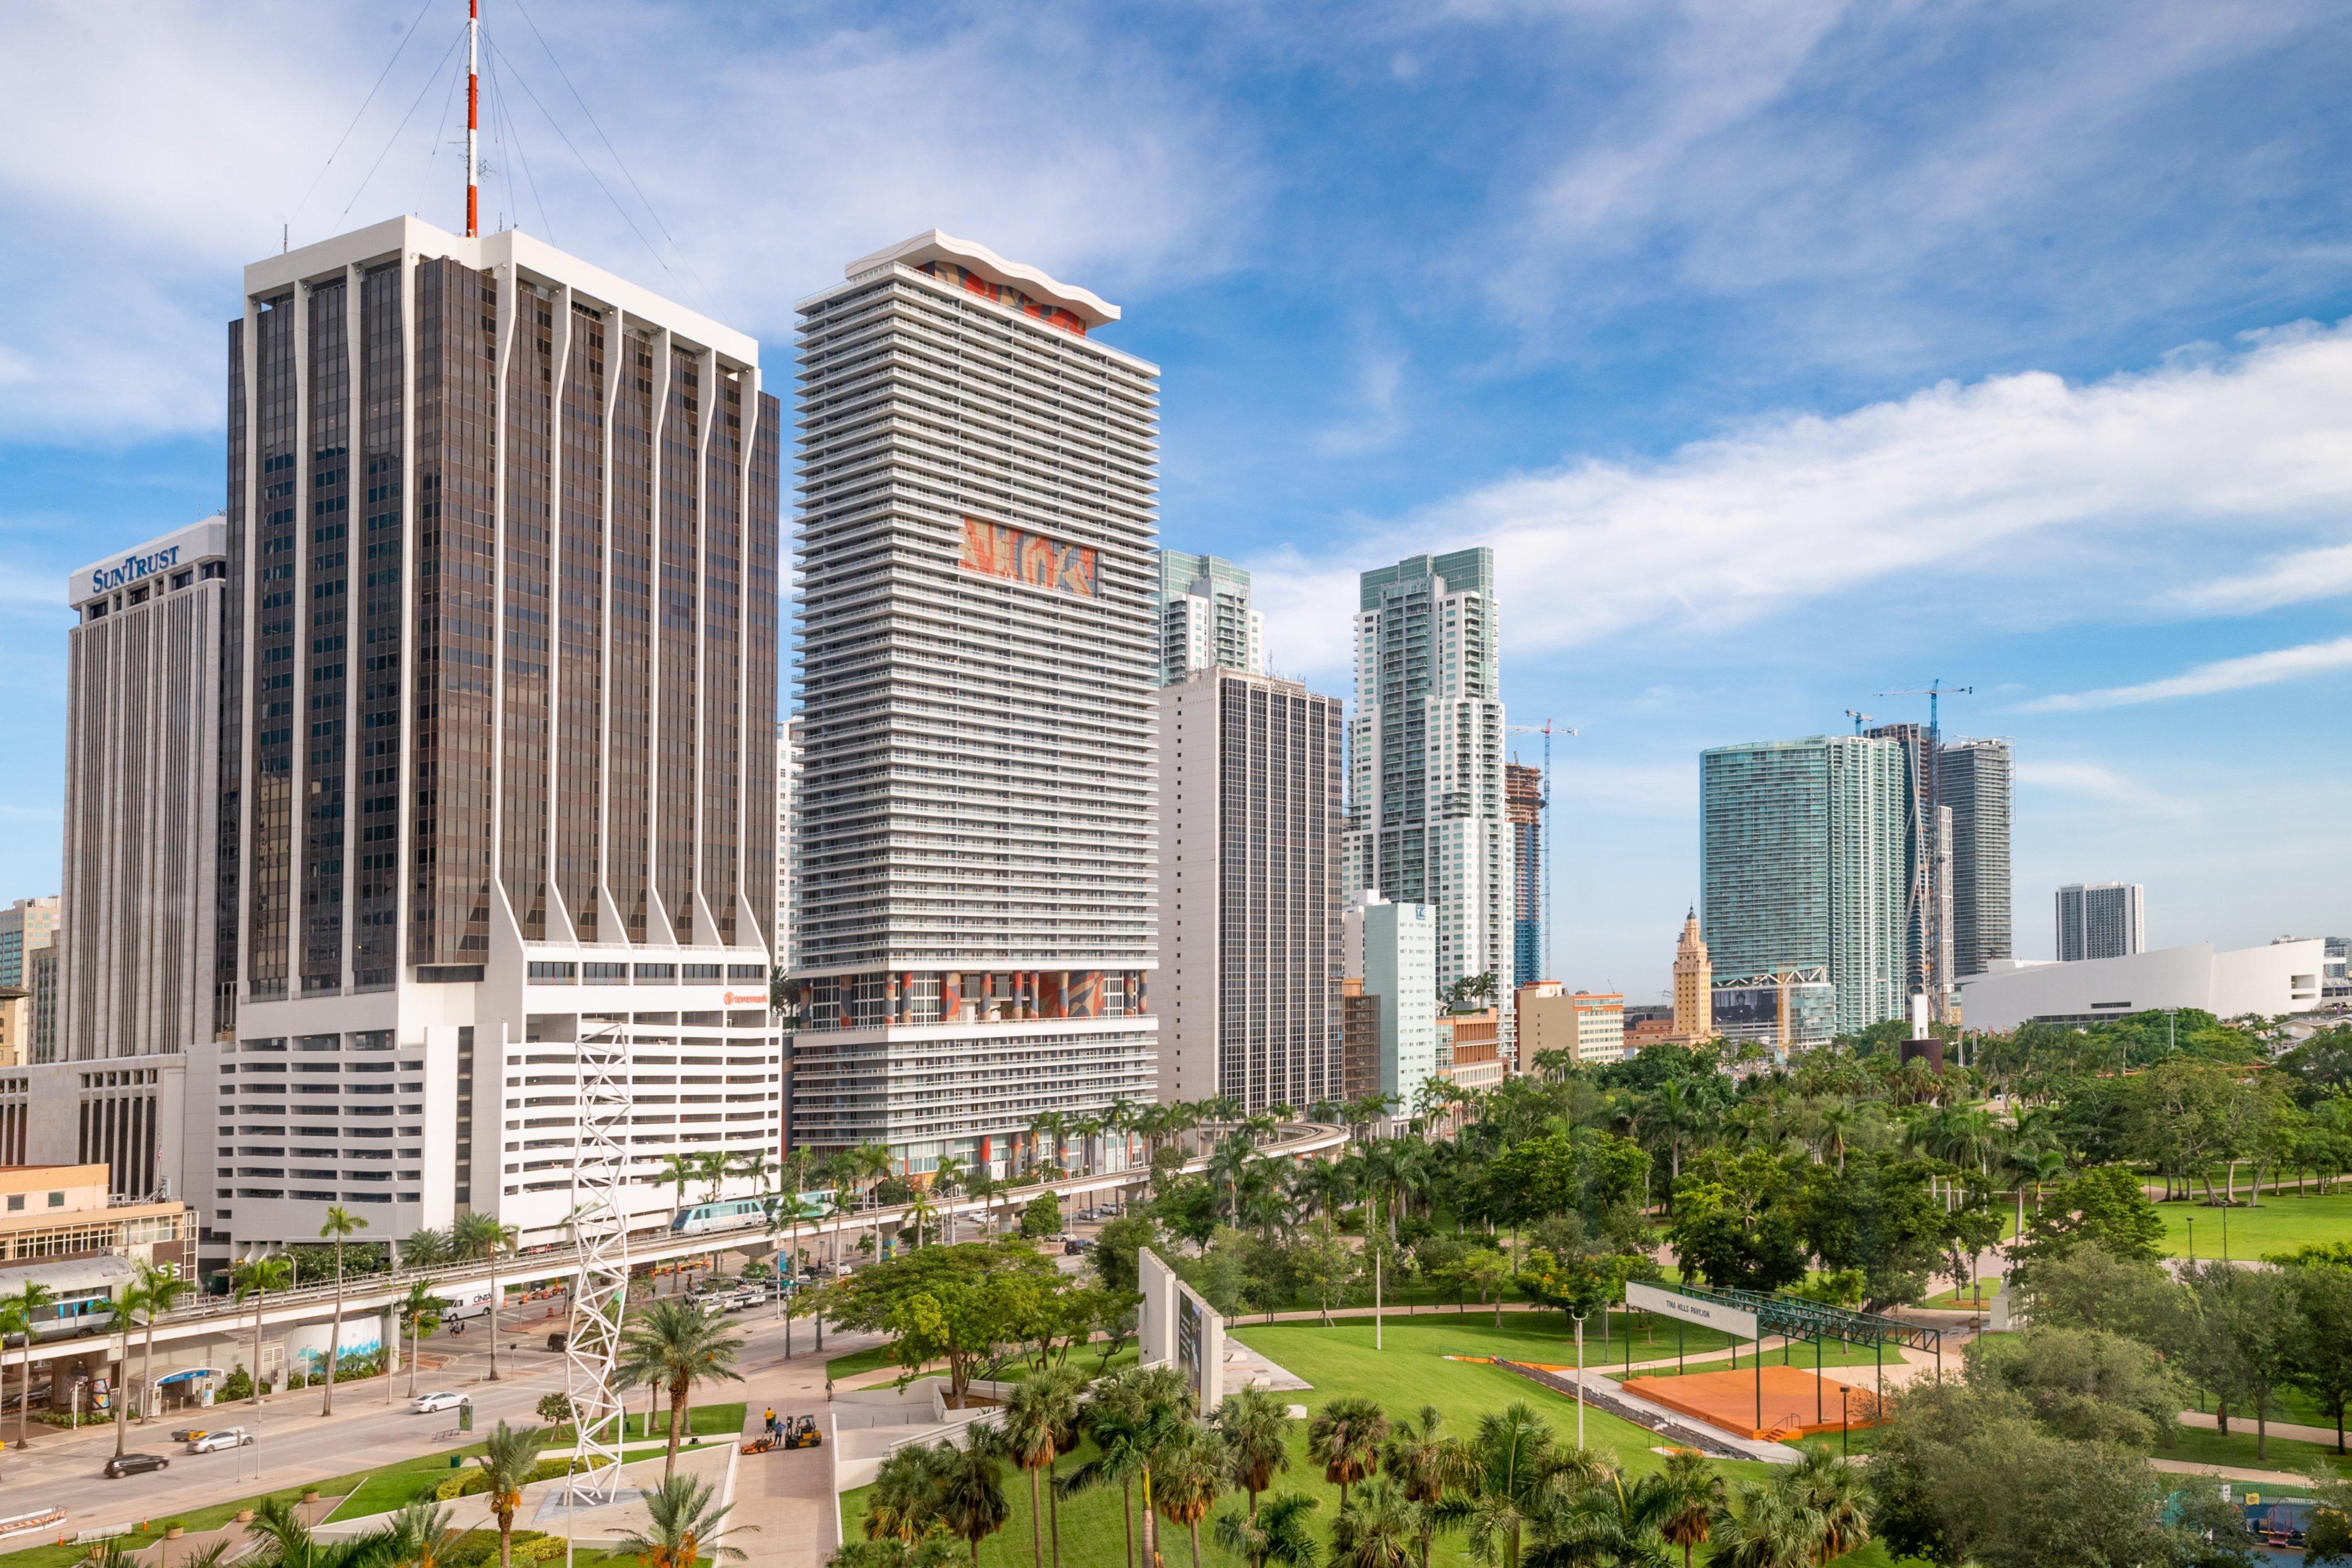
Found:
325,1404 -> 745,1520
2153,1190 -> 2352,1260
2159,1423 -> 2352,1478
1916,1277 -> 2002,1309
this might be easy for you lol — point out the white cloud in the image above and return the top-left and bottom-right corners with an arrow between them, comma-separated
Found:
2012,759 -> 2194,819
1313,347 -> 1409,456
2165,539 -> 2352,614
0,1 -> 1257,442
2015,635 -> 2352,712
1250,319 -> 2352,683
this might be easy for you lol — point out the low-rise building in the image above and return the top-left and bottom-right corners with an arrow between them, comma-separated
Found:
1517,983 -> 1627,1066
1437,1008 -> 1504,1094
1623,1004 -> 1674,1054
1955,939 -> 2326,1031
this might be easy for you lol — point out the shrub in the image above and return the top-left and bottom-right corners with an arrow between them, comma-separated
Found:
220,1369 -> 253,1401
434,1455 -> 586,1502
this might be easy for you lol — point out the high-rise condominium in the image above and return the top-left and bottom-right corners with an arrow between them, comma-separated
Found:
790,232 -> 1157,1170
1159,667 -> 1342,1111
192,217 -> 782,1268
1342,893 -> 1436,1106
1700,736 -> 1908,1036
1863,721 -> 1953,1015
1155,551 -> 1263,685
0,898 -> 59,990
2056,883 -> 2144,962
1506,762 -> 1543,988
1940,739 -> 2012,978
1348,550 -> 1511,1030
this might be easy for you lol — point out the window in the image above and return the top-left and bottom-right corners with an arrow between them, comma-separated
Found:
634,964 -> 677,982
5,1196 -> 19,1213
46,1192 -> 63,1209
681,963 -> 720,981
529,961 -> 577,983
583,963 -> 626,986
727,964 -> 765,981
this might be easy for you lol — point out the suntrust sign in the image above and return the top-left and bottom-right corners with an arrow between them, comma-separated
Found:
70,516 -> 228,608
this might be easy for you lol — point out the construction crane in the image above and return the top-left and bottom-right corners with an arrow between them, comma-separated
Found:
1843,709 -> 1872,735
1507,720 -> 1578,984
1872,681 -> 1974,1026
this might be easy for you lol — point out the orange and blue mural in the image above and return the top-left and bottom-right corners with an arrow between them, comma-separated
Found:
919,261 -> 1091,336
960,516 -> 1099,600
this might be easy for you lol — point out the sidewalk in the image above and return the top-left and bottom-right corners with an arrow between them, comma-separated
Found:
732,1329 -> 885,1568
2179,1410 -> 2351,1452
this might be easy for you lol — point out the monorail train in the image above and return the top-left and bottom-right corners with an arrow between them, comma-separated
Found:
668,1192 -> 829,1236
0,1255 -> 137,1343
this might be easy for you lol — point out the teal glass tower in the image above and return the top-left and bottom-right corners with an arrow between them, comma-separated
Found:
1699,736 -> 1908,1036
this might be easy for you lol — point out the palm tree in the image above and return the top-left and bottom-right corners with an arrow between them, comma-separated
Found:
694,1149 -> 734,1206
383,1498 -> 465,1568
1380,1406 -> 1471,1568
318,1204 -> 370,1415
1459,1402 -> 1556,1568
933,1153 -> 968,1245
2,1281 -> 49,1448
1784,1448 -> 1869,1567
132,1262 -> 192,1424
1645,1450 -> 1724,1568
398,1280 -> 450,1399
1059,1400 -> 1155,1568
232,1253 -> 292,1404
616,1472 -> 755,1568
474,1419 -> 550,1568
1152,1421 -> 1231,1568
1308,1397 -> 1389,1511
937,1442 -> 1013,1568
1216,1387 -> 1295,1517
905,1188 -> 940,1252
105,1281 -> 149,1456
1330,1479 -> 1421,1568
1066,1365 -> 1192,1568
868,1443 -> 950,1543
657,1154 -> 698,1221
452,1211 -> 519,1381
1708,1478 -> 1823,1568
402,1227 -> 453,1268
614,1299 -> 746,1480
1214,1493 -> 1321,1568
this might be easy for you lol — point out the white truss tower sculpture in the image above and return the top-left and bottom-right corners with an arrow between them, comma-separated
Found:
562,1023 -> 633,1500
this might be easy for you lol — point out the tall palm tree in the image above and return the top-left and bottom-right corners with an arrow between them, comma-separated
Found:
998,1370 -> 1083,1568
614,1299 -> 746,1480
937,1442 -> 1013,1568
132,1262 -> 193,1425
452,1211 -> 519,1381
1066,1365 -> 1192,1568
1784,1449 -> 1869,1567
932,1153 -> 968,1245
318,1204 -> 369,1415
1380,1406 -> 1471,1568
616,1473 -> 755,1568
402,1227 -> 453,1269
474,1419 -> 550,1568
1330,1479 -> 1421,1568
1308,1397 -> 1389,1511
905,1188 -> 939,1252
105,1281 -> 149,1456
869,1443 -> 951,1543
1216,1387 -> 1295,1517
1214,1493 -> 1321,1568
398,1281 -> 449,1399
1152,1421 -> 1231,1568
1645,1450 -> 1724,1568
1059,1398 -> 1155,1568
694,1149 -> 733,1206
2,1281 -> 50,1448
1458,1402 -> 1556,1568
657,1154 -> 698,1219
231,1253 -> 292,1405
1708,1478 -> 1823,1568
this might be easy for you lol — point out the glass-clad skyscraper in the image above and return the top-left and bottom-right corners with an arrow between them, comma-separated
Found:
1700,735 -> 1907,1036
1154,551 -> 1263,685
1940,738 -> 2012,978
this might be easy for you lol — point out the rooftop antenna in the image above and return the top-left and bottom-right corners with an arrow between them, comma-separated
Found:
466,0 -> 480,237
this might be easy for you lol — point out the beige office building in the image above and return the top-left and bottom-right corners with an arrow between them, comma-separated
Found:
1517,982 -> 1625,1066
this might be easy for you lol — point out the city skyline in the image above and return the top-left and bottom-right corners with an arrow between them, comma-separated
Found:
0,3 -> 2346,998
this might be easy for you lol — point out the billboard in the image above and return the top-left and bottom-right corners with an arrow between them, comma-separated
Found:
1626,1280 -> 1758,1340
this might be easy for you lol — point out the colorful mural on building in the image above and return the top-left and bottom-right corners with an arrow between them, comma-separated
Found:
919,260 -> 1092,336
960,516 -> 1099,600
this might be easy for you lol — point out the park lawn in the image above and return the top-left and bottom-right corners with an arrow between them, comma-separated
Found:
845,1320 -> 1784,1568
327,1405 -> 746,1519
2152,1190 -> 2352,1260
1916,1277 -> 2002,1309
2159,1423 -> 2352,1478
827,1344 -> 1142,1384
1233,1307 -> 1767,1371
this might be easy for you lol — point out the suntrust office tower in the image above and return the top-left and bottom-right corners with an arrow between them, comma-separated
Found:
787,233 -> 1158,1172
190,217 -> 783,1269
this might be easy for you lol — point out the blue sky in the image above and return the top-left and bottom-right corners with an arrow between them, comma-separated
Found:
2,1 -> 2348,999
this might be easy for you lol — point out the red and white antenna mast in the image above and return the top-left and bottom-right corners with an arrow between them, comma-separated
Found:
465,0 -> 480,237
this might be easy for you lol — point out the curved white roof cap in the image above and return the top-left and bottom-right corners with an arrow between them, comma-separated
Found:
849,229 -> 1120,327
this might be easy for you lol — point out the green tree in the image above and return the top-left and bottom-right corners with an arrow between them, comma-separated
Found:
1792,1151 -> 1945,1309
1213,1493 -> 1320,1568
1022,1192 -> 1063,1240
824,1240 -> 1064,1409
1329,1478 -> 1422,1568
1785,1446 -> 1870,1567
398,1280 -> 450,1399
618,1472 -> 754,1568
1483,1129 -> 1650,1230
1380,1406 -> 1469,1568
1151,1419 -> 1230,1568
2012,1165 -> 2164,1264
1216,1387 -> 1296,1517
997,1369 -> 1084,1568
1094,1214 -> 1166,1296
131,1262 -> 193,1424
1308,1396 -> 1389,1510
1965,1327 -> 2187,1447
937,1442 -> 1014,1568
105,1280 -> 148,1457
1456,1401 -> 1555,1568
474,1419 -> 550,1568
869,1443 -> 951,1543
1708,1475 -> 1823,1568
1646,1448 -> 1725,1568
452,1211 -> 519,1381
1665,1178 -> 1806,1294
1288,1231 -> 1359,1326
2289,1259 -> 2352,1453
317,1203 -> 370,1415
232,1253 -> 293,1404
0,1281 -> 50,1449
615,1299 -> 746,1480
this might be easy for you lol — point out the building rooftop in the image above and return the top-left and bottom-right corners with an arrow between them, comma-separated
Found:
846,229 -> 1120,328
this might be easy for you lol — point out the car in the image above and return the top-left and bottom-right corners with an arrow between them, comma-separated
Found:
104,1453 -> 169,1478
188,1427 -> 255,1453
412,1391 -> 468,1413
168,1426 -> 211,1443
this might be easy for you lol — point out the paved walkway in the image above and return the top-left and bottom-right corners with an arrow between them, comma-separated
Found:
732,1329 -> 885,1568
2179,1410 -> 2350,1452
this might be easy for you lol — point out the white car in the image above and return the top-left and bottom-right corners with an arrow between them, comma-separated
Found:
188,1427 -> 255,1453
412,1391 -> 467,1414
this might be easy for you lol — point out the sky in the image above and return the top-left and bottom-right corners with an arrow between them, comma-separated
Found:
1,0 -> 2347,1002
